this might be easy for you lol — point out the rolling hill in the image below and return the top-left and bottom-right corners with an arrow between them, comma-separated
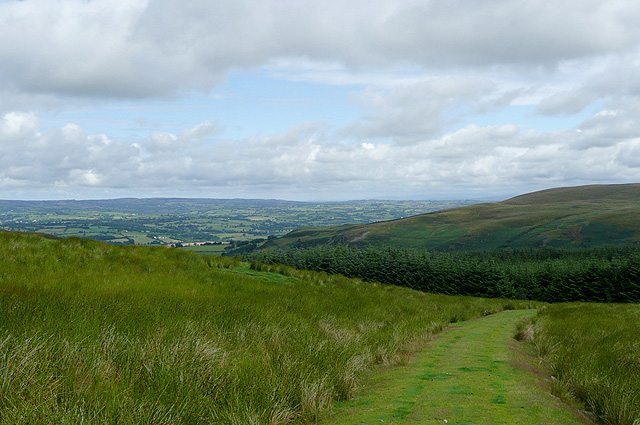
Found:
263,183 -> 640,251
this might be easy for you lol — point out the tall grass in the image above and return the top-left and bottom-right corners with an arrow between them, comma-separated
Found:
0,232 -> 538,424
518,303 -> 640,425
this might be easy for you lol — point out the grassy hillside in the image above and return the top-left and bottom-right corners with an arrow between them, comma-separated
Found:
519,303 -> 640,425
0,231 -> 535,424
265,184 -> 640,251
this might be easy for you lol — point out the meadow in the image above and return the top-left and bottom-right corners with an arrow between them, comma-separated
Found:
0,231 -> 534,424
518,303 -> 640,425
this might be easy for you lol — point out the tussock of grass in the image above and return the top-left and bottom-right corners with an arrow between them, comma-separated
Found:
521,303 -> 640,425
0,231 -> 537,424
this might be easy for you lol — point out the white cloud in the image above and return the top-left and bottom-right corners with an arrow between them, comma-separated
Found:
537,90 -> 598,116
0,111 -> 40,140
2,108 -> 639,199
1,1 -> 640,199
536,47 -> 640,116
2,0 -> 640,100
0,0 -> 152,97
342,78 -> 497,144
0,112 -> 142,191
180,121 -> 220,141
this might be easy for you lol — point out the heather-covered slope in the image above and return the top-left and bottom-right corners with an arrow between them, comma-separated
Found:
265,184 -> 640,251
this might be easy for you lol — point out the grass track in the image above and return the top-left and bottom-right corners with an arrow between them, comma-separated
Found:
322,310 -> 589,425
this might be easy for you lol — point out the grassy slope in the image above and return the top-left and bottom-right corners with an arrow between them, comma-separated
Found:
523,303 -> 640,425
267,183 -> 640,251
0,231 -> 537,424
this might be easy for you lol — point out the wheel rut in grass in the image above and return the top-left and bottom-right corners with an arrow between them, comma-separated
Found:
322,310 -> 590,425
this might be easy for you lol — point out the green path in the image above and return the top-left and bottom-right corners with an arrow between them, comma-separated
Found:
322,310 -> 589,425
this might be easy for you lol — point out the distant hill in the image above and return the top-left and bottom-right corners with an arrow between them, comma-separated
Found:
264,184 -> 640,251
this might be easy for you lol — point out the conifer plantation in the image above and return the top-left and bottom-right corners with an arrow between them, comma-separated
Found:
247,245 -> 640,302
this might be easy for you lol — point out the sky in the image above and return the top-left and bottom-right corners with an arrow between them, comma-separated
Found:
1,0 -> 640,201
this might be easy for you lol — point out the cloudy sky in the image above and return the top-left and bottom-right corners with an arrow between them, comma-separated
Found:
1,0 -> 640,201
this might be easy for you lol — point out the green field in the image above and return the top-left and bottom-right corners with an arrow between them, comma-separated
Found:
0,198 -> 475,247
265,184 -> 640,251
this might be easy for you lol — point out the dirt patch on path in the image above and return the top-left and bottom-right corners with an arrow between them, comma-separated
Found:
349,231 -> 370,243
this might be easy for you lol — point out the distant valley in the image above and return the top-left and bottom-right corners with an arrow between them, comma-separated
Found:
3,184 -> 638,253
0,198 -> 475,247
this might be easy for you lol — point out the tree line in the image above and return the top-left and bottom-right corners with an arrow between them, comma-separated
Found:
245,245 -> 640,303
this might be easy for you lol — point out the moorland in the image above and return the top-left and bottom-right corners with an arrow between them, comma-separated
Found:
263,183 -> 640,251
1,183 -> 639,424
0,230 -> 537,424
1,230 -> 638,424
